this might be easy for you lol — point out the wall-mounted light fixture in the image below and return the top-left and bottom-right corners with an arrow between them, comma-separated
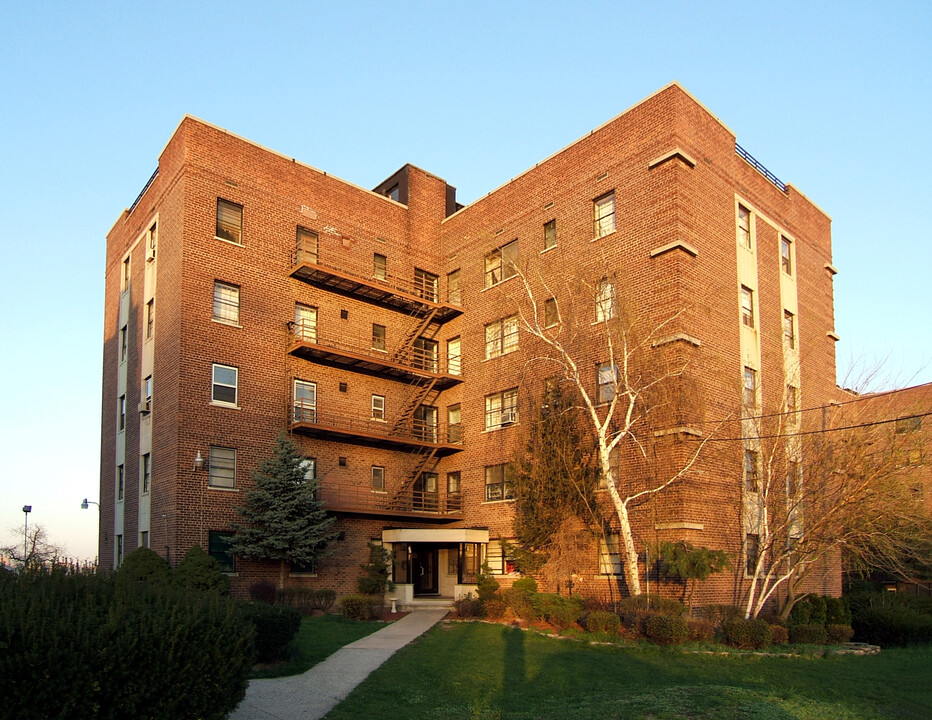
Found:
194,451 -> 206,471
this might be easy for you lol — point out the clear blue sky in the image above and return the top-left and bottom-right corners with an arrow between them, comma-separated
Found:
1,1 -> 929,562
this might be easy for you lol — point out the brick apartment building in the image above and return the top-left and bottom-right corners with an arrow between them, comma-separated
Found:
100,82 -> 844,607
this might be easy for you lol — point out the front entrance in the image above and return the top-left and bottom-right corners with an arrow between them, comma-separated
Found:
411,545 -> 438,595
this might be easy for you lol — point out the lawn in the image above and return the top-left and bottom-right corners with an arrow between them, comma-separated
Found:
324,622 -> 932,719
251,614 -> 388,679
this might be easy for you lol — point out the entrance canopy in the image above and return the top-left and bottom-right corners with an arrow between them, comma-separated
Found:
381,528 -> 488,544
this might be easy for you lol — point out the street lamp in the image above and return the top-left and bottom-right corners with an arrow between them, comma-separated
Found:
81,498 -> 100,511
22,505 -> 31,566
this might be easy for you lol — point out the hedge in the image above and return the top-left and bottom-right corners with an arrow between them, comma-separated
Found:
789,623 -> 828,645
339,594 -> 383,620
585,611 -> 621,635
645,614 -> 689,645
721,617 -> 773,649
531,593 -> 583,630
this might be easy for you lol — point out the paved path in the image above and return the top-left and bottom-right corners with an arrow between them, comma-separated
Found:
229,609 -> 449,720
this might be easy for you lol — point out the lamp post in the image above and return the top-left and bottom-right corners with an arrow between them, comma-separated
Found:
81,498 -> 100,511
22,505 -> 31,567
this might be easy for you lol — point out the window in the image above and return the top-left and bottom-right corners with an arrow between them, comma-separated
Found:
786,460 -> 800,498
447,470 -> 461,495
413,472 -> 439,510
484,315 -> 518,359
146,222 -> 157,260
299,458 -> 317,481
413,337 -> 438,372
146,298 -> 155,339
593,192 -> 616,238
371,466 -> 385,492
213,282 -> 240,324
211,363 -> 238,406
895,416 -> 922,434
117,464 -> 124,501
414,268 -> 438,302
738,204 -> 751,249
216,199 -> 243,244
598,535 -> 622,575
543,219 -> 557,250
293,380 -> 317,422
783,310 -> 795,349
120,326 -> 127,363
447,337 -> 461,375
595,277 -> 615,322
746,533 -> 759,575
387,184 -> 400,202
484,240 -> 518,288
372,395 -> 385,421
296,227 -> 318,264
208,531 -> 235,573
786,385 -> 798,414
781,236 -> 792,275
208,446 -> 236,489
413,405 -> 438,442
144,375 -> 152,404
743,367 -> 757,410
118,395 -> 126,431
597,363 -> 617,404
340,309 -> 349,320
486,540 -> 516,575
447,404 -> 462,443
372,324 -> 386,351
544,298 -> 558,328
141,453 -> 151,494
744,449 -> 759,492
140,531 -> 149,549
121,256 -> 131,292
485,463 -> 515,501
447,269 -> 461,305
485,389 -> 518,430
740,286 -> 754,328
116,535 -> 123,567
294,304 -> 317,343
373,253 -> 387,281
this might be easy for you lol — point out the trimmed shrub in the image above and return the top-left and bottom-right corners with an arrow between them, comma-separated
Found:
698,604 -> 743,629
825,596 -> 852,626
0,566 -> 253,720
484,599 -> 506,619
789,595 -> 829,627
249,580 -> 278,604
531,593 -> 583,630
239,602 -> 302,663
502,587 -> 537,621
173,544 -> 229,595
476,563 -> 500,603
115,546 -> 171,585
512,577 -> 539,595
827,624 -> 854,644
586,610 -> 621,635
722,618 -> 773,649
452,593 -> 483,619
687,618 -> 715,642
770,624 -> 789,645
339,594 -> 383,621
645,613 -> 689,645
852,603 -> 932,647
618,594 -> 684,635
789,623 -> 828,645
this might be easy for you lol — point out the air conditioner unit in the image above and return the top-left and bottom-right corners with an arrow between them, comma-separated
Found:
146,245 -> 156,262
138,400 -> 150,414
500,411 -> 516,426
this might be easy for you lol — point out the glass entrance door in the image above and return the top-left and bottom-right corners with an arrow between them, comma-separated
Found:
411,545 -> 438,595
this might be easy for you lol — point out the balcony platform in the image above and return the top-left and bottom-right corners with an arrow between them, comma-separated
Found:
320,482 -> 463,521
291,410 -> 463,455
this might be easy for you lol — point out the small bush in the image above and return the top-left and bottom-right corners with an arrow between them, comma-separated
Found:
313,588 -> 337,613
722,618 -> 773,649
249,580 -> 278,604
239,602 -> 302,663
789,595 -> 830,627
173,544 -> 229,595
484,599 -> 506,619
788,600 -> 811,626
770,624 -> 789,645
697,604 -> 743,629
789,623 -> 828,645
645,613 -> 689,645
618,594 -> 683,636
452,594 -> 483,619
476,563 -> 500,603
825,596 -> 852,626
116,546 -> 171,585
358,541 -> 394,595
687,618 -> 715,642
531,593 -> 583,630
827,624 -> 854,644
502,587 -> 537,621
512,577 -> 539,595
586,610 -> 621,635
282,587 -> 317,615
340,594 -> 383,621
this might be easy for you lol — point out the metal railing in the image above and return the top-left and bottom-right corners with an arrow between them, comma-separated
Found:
319,481 -> 462,515
735,143 -> 787,192
291,401 -> 462,446
129,168 -> 159,213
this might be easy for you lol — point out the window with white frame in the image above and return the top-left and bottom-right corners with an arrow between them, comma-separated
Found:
743,367 -> 757,411
484,240 -> 518,288
211,363 -> 238,406
738,204 -> 751,249
144,375 -> 152,405
116,535 -> 123,567
140,531 -> 149,549
543,219 -> 557,250
598,534 -> 622,575
120,326 -> 127,363
117,464 -> 124,500
141,453 -> 151,494
414,268 -> 439,302
781,236 -> 792,275
371,465 -> 385,492
745,533 -> 759,575
447,470 -> 461,495
118,395 -> 126,431
293,380 -> 317,422
294,304 -> 317,343
216,198 -> 243,244
597,363 -> 617,404
372,324 -> 386,351
485,463 -> 514,501
371,394 -> 385,421
447,404 -> 462,443
208,446 -> 236,489
208,530 -> 235,572
786,384 -> 798,414
146,298 -> 155,339
544,298 -> 558,328
373,253 -> 387,281
484,315 -> 518,359
413,337 -> 438,372
447,269 -> 462,305
740,286 -> 754,328
121,256 -> 131,292
447,337 -> 461,375
413,405 -> 438,442
595,277 -> 615,322
213,281 -> 240,324
783,310 -> 795,349
485,389 -> 518,430
744,449 -> 759,492
296,227 -> 318,264
593,192 -> 616,238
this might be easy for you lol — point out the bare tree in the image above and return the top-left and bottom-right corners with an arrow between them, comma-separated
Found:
508,266 -> 718,596
2,524 -> 64,569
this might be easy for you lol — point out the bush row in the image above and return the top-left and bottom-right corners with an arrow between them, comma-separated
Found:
848,590 -> 932,646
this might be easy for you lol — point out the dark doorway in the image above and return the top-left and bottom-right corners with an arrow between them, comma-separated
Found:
411,545 -> 438,595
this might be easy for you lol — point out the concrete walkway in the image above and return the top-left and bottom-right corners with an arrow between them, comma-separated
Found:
229,609 -> 449,720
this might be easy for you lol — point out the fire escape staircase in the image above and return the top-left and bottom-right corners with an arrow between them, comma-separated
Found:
390,305 -> 438,369
389,446 -> 440,511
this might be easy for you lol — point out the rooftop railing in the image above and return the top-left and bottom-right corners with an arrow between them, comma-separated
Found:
735,143 -> 786,192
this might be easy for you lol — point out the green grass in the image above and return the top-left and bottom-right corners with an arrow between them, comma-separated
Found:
324,622 -> 932,719
251,614 -> 388,678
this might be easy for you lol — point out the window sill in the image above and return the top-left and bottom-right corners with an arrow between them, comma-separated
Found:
481,274 -> 517,292
371,490 -> 388,495
290,572 -> 318,577
482,423 -> 519,433
208,486 -> 239,492
211,318 -> 243,329
590,230 -> 616,243
482,499 -> 516,505
481,349 -> 517,363
540,245 -> 557,255
210,401 -> 241,410
214,236 -> 244,247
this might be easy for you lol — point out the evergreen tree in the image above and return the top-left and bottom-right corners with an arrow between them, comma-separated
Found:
229,433 -> 338,592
